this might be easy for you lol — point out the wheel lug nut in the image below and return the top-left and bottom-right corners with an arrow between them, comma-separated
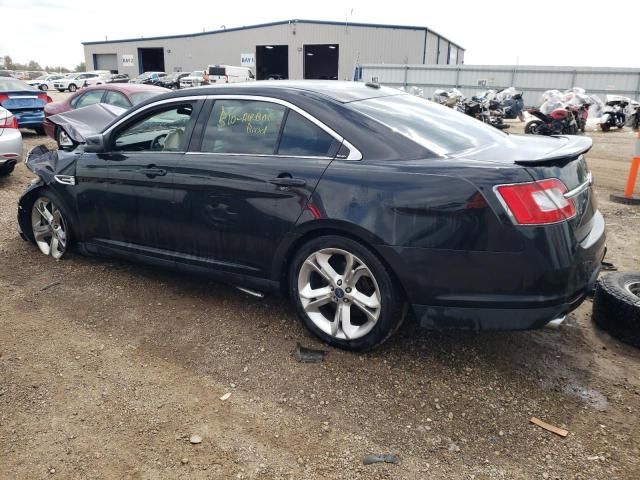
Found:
345,287 -> 351,293
344,299 -> 349,303
337,280 -> 342,286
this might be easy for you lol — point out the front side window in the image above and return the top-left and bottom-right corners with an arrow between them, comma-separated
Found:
113,103 -> 194,152
73,90 -> 104,109
103,90 -> 131,108
201,100 -> 285,154
277,111 -> 336,157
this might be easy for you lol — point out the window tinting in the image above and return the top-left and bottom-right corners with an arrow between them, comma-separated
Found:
103,91 -> 130,108
201,100 -> 285,154
350,93 -> 507,156
277,110 -> 335,157
113,104 -> 194,152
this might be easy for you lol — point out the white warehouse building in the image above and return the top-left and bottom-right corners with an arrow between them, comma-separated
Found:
82,19 -> 464,81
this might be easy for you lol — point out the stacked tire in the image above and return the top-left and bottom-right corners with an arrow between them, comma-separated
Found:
593,273 -> 640,348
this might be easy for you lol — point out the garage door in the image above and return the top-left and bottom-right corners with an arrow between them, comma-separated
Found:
94,54 -> 118,72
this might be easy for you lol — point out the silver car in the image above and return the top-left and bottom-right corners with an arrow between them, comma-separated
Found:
0,106 -> 23,175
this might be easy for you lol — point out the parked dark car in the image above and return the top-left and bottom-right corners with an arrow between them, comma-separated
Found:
18,81 -> 606,350
107,74 -> 130,84
157,72 -> 190,89
43,83 -> 169,144
130,72 -> 168,85
0,77 -> 51,134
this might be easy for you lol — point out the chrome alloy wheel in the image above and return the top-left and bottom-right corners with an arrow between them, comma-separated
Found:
31,197 -> 68,259
297,248 -> 381,340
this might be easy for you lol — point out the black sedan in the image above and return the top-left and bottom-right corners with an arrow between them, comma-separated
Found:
17,81 -> 606,350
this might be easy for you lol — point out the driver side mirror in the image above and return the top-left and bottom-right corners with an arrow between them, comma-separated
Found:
84,134 -> 106,153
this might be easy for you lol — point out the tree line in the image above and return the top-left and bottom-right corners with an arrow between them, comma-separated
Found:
2,55 -> 85,73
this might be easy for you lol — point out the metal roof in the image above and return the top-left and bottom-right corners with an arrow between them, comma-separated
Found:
82,19 -> 464,51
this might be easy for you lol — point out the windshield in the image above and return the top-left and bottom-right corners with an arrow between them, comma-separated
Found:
0,78 -> 36,92
130,91 -> 160,105
35,75 -> 48,80
190,71 -> 203,77
350,93 -> 507,156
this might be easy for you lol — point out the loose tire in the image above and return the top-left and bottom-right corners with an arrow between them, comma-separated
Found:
29,190 -> 72,260
68,84 -> 77,92
289,235 -> 405,351
592,273 -> 640,348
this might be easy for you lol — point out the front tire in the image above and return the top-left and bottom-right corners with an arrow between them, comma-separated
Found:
289,235 -> 405,351
68,84 -> 77,92
40,84 -> 48,91
601,123 -> 611,132
524,120 -> 544,135
29,190 -> 72,260
0,163 -> 15,176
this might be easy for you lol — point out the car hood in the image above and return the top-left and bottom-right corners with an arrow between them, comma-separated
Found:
451,134 -> 592,165
48,103 -> 126,143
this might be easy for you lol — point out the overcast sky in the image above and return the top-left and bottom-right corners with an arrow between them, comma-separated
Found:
1,0 -> 638,69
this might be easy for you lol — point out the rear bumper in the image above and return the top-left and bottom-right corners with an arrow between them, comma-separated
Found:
379,210 -> 606,330
15,111 -> 44,128
0,129 -> 23,163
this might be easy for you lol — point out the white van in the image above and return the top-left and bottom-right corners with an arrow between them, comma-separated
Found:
205,65 -> 255,84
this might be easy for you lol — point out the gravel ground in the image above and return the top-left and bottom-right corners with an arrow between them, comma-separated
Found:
1,98 -> 639,479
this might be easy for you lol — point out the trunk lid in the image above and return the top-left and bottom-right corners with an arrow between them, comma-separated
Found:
0,91 -> 47,113
460,134 -> 595,241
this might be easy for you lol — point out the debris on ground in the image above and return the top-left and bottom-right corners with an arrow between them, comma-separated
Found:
220,392 -> 232,401
189,434 -> 202,444
295,343 -> 326,363
529,417 -> 569,437
363,454 -> 401,465
40,281 -> 61,291
601,261 -> 617,271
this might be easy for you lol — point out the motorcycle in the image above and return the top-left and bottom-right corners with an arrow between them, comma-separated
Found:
599,97 -> 627,132
629,102 -> 640,130
496,88 -> 525,121
525,108 -> 577,135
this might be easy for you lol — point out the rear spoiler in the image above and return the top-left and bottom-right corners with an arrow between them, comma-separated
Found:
514,136 -> 592,165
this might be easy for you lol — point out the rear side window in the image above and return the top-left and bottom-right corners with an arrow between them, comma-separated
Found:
350,93 -> 507,156
277,111 -> 336,157
103,91 -> 130,108
208,67 -> 226,76
73,90 -> 104,108
201,100 -> 285,154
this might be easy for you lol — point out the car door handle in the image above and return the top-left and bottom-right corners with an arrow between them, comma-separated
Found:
138,167 -> 167,177
268,177 -> 306,187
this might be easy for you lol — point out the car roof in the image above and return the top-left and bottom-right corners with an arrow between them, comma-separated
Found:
169,80 -> 404,103
75,83 -> 169,96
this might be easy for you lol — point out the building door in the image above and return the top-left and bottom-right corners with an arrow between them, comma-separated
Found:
303,44 -> 339,80
137,48 -> 165,74
256,45 -> 289,80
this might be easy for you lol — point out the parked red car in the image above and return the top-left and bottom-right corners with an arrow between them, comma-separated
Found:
44,83 -> 168,143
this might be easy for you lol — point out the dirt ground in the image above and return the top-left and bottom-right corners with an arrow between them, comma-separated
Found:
1,98 -> 639,479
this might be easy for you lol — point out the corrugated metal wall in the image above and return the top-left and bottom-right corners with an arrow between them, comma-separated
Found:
358,64 -> 640,105
83,22 -> 464,80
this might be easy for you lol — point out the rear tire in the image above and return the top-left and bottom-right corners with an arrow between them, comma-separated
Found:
68,84 -> 77,92
524,120 -> 544,135
35,126 -> 45,136
593,273 -> 640,348
289,235 -> 405,351
600,123 -> 610,132
0,164 -> 15,176
40,84 -> 48,91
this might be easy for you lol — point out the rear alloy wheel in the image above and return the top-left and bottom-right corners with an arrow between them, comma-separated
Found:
290,236 -> 405,350
524,120 -> 543,135
31,195 -> 70,260
40,84 -> 48,91
68,84 -> 77,92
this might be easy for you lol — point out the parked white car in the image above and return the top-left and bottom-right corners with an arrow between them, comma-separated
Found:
83,71 -> 112,87
53,72 -> 108,92
179,70 -> 205,89
27,74 -> 65,91
206,65 -> 255,84
0,106 -> 22,176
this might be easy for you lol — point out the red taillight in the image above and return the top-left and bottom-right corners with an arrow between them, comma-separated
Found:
0,114 -> 18,129
37,92 -> 52,103
495,179 -> 576,225
0,93 -> 8,103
